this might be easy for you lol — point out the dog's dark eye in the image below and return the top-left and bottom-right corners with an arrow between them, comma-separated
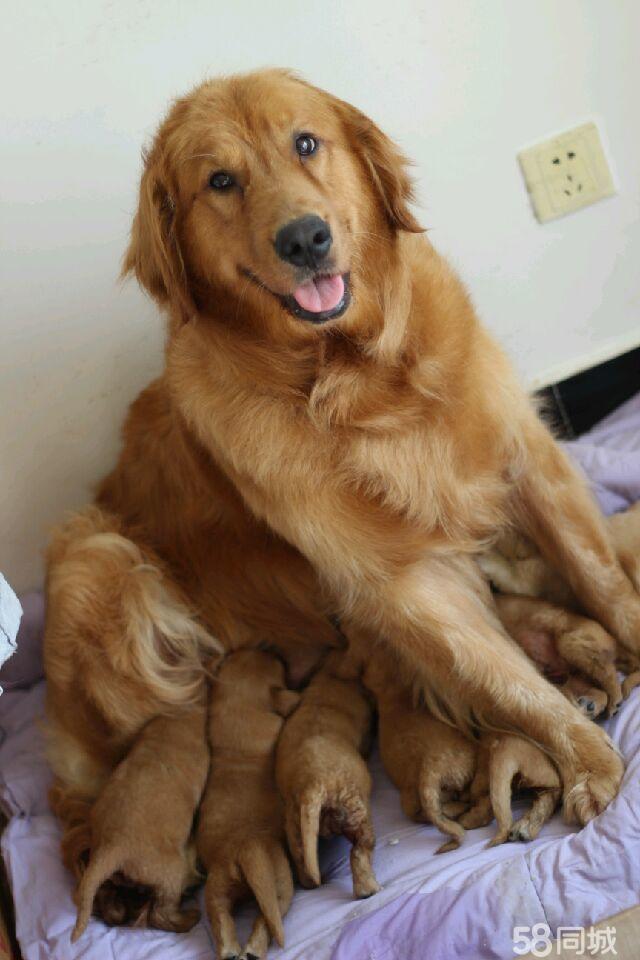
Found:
209,171 -> 235,190
295,134 -> 318,157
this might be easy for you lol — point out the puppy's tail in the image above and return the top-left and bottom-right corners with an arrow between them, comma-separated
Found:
238,840 -> 285,948
299,792 -> 323,887
418,765 -> 465,855
71,846 -> 121,942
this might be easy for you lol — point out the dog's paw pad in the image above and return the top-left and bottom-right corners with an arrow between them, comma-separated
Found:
577,696 -> 597,718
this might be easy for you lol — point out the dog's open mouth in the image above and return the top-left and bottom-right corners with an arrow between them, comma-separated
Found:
242,269 -> 351,324
285,273 -> 350,323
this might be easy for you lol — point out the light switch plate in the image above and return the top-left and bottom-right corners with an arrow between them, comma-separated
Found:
518,122 -> 616,223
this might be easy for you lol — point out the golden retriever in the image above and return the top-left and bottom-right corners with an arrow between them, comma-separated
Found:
44,69 -> 640,882
275,650 -> 379,898
197,650 -> 298,960
482,503 -> 640,707
461,733 -> 561,846
479,501 -> 640,604
71,696 -> 209,941
362,644 -> 476,854
494,595 -> 624,717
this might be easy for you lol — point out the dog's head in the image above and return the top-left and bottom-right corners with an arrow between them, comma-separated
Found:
124,69 -> 422,330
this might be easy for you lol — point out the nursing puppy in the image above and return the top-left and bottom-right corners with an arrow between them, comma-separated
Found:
480,502 -> 640,605
461,734 -> 561,846
363,646 -> 476,854
494,595 -> 624,718
46,70 -> 640,878
276,650 -> 379,898
197,650 -> 298,960
482,505 -> 640,707
71,696 -> 209,941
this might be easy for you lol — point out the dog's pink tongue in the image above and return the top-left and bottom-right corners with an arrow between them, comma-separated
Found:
292,275 -> 344,314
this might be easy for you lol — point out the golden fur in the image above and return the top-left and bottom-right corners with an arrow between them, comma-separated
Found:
196,650 -> 298,960
482,503 -> 640,707
363,645 -> 477,854
479,502 -> 640,605
461,734 -> 561,846
495,595 -> 624,717
71,696 -> 209,940
44,70 -> 640,876
275,650 -> 379,898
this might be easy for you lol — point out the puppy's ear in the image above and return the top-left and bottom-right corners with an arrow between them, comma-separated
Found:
339,102 -> 423,234
122,150 -> 193,315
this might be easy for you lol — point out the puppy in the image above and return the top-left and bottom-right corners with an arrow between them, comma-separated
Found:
276,650 -> 380,899
197,650 -> 299,960
480,503 -> 640,604
363,646 -> 476,854
460,734 -> 561,846
494,595 -> 624,717
71,696 -> 209,941
483,505 -> 640,705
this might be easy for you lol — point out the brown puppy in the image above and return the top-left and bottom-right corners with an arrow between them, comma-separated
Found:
480,502 -> 640,605
482,506 -> 640,706
276,650 -> 379,898
45,71 -> 640,874
494,595 -> 624,718
197,650 -> 299,960
461,734 -> 561,846
363,646 -> 476,854
71,696 -> 209,941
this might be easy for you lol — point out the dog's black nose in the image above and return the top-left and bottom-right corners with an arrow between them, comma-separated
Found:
274,215 -> 332,268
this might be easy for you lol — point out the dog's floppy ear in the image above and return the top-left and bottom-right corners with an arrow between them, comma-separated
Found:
339,101 -> 423,234
122,150 -> 193,315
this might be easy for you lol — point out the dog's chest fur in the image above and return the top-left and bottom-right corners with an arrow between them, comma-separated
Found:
170,322 -> 512,564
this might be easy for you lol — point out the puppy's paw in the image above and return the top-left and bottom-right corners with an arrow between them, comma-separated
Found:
508,819 -> 531,842
435,837 -> 461,855
486,829 -> 509,848
353,875 -> 381,899
92,876 -> 152,927
576,695 -> 600,720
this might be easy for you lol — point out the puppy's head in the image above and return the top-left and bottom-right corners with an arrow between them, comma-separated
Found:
217,648 -> 286,696
124,69 -> 421,330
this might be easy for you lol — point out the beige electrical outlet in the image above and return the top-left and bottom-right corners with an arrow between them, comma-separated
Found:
518,122 -> 616,223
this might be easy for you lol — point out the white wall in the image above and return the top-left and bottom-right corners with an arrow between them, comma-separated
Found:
2,0 -> 640,592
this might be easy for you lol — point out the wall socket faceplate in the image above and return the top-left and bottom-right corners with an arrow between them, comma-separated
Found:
518,122 -> 616,223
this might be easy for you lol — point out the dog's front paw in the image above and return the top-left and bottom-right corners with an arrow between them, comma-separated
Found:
562,726 -> 623,825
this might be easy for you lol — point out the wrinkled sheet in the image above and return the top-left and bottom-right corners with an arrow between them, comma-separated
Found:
0,574 -> 21,693
564,389 -> 640,515
1,390 -> 639,960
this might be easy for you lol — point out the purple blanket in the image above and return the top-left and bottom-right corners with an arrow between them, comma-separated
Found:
1,392 -> 639,960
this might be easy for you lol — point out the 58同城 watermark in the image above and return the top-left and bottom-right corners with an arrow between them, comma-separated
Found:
513,923 -> 617,956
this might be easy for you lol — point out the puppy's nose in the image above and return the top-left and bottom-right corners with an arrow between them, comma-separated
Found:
274,215 -> 332,268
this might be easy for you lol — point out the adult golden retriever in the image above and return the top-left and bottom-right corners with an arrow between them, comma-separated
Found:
45,69 -> 639,876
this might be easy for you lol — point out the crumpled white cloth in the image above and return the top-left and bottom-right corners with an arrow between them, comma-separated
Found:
0,573 -> 22,695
